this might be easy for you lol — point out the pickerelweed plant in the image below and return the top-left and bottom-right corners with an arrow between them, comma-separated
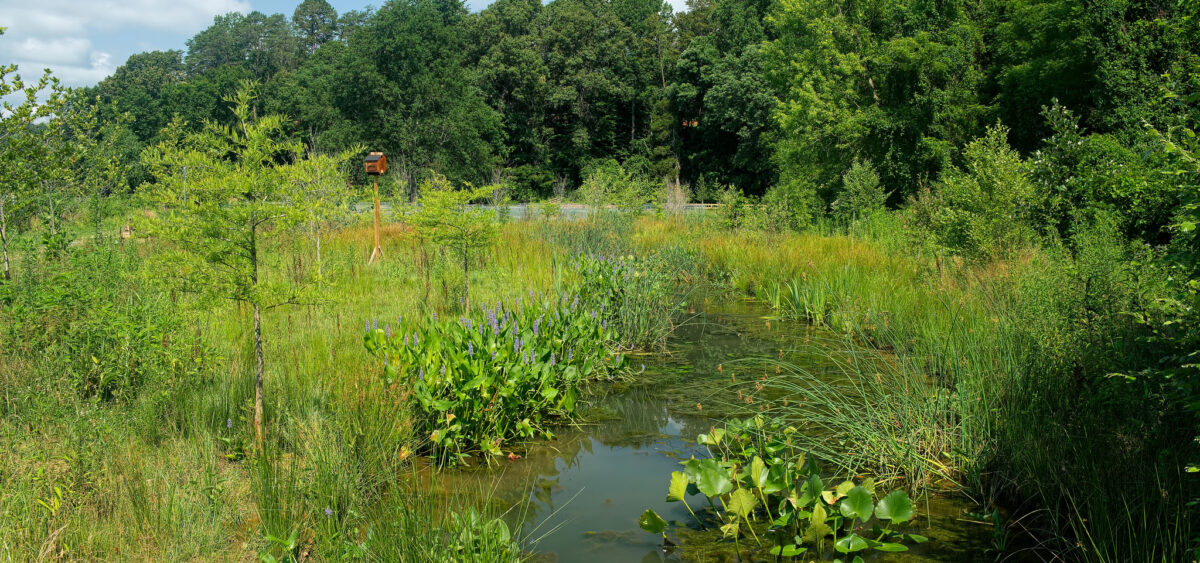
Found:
639,416 -> 927,561
364,289 -> 628,465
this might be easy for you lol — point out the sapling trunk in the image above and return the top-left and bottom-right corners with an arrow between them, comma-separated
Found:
254,300 -> 264,448
250,222 -> 265,448
0,196 -> 10,281
462,247 -> 470,312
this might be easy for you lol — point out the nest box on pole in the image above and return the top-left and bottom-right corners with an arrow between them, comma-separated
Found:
365,152 -> 387,263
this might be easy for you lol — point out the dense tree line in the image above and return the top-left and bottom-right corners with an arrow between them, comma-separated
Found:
68,0 -> 1190,238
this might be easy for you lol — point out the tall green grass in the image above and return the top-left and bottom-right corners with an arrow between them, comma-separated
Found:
633,214 -> 1196,560
0,216 -> 551,560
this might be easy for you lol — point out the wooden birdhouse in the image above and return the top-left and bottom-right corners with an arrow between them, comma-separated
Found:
364,152 -> 387,175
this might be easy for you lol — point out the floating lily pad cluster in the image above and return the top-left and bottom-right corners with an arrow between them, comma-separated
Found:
640,416 -> 927,560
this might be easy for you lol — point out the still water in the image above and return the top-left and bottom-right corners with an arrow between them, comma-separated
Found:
433,298 -> 993,561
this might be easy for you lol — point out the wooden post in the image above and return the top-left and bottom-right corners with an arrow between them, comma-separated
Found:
369,176 -> 383,263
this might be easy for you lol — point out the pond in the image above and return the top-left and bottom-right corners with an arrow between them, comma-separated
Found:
426,297 -> 994,561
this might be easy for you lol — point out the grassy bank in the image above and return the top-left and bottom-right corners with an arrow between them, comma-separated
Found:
0,216 -> 564,560
634,214 -> 1195,560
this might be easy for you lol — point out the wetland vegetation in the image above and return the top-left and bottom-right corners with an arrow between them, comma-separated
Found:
2,0 -> 1199,560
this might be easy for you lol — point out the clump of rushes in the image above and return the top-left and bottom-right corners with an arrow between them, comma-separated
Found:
365,289 -> 627,465
572,252 -> 683,351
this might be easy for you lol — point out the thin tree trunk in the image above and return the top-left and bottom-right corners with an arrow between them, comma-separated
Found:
254,299 -> 264,448
462,248 -> 470,313
251,223 -> 265,448
0,196 -> 10,281
314,221 -> 322,286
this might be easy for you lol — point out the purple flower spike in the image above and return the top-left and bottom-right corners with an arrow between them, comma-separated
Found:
325,508 -> 333,517
398,314 -> 403,326
385,324 -> 391,338
568,348 -> 573,361
550,352 -> 556,367
373,317 -> 377,331
226,418 -> 232,429
365,320 -> 370,332
440,365 -> 446,376
432,311 -> 437,322
419,367 -> 425,380
468,341 -> 474,356
491,351 -> 496,360
415,334 -> 420,347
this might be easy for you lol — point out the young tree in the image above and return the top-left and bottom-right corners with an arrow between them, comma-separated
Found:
141,83 -> 330,446
0,27 -> 63,281
406,174 -> 498,312
288,147 -> 360,285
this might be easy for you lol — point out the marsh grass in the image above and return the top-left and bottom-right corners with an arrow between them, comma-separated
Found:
0,216 -> 555,560
633,215 -> 1196,561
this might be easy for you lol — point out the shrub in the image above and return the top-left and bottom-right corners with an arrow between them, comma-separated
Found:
576,159 -> 657,215
919,124 -> 1037,260
832,159 -> 887,224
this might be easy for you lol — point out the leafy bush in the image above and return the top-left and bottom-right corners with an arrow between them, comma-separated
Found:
915,124 -> 1037,260
831,159 -> 887,224
576,159 -> 657,215
752,181 -> 817,232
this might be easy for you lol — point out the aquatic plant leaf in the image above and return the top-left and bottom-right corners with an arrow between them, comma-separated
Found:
869,541 -> 909,552
639,509 -> 668,534
860,477 -> 876,497
750,456 -> 768,490
696,459 -> 733,497
902,533 -> 928,543
762,464 -> 787,495
835,480 -> 855,498
800,474 -> 822,505
875,490 -> 914,524
667,471 -> 688,502
834,533 -> 869,553
802,519 -> 831,544
720,521 -> 740,539
769,544 -> 807,556
728,488 -> 758,518
839,486 -> 873,521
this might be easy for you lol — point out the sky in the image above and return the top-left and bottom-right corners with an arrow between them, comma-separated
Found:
0,0 -> 687,91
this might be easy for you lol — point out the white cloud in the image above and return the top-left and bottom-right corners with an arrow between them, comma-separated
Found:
0,0 -> 251,87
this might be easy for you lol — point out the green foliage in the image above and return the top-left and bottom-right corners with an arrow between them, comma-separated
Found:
641,416 -> 925,556
832,160 -> 887,224
139,85 -> 330,307
575,159 -> 658,216
0,244 -> 208,401
406,174 -> 499,310
364,287 -> 617,464
912,124 -> 1036,259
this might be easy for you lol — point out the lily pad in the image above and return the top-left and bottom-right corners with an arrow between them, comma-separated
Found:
639,509 -> 668,535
